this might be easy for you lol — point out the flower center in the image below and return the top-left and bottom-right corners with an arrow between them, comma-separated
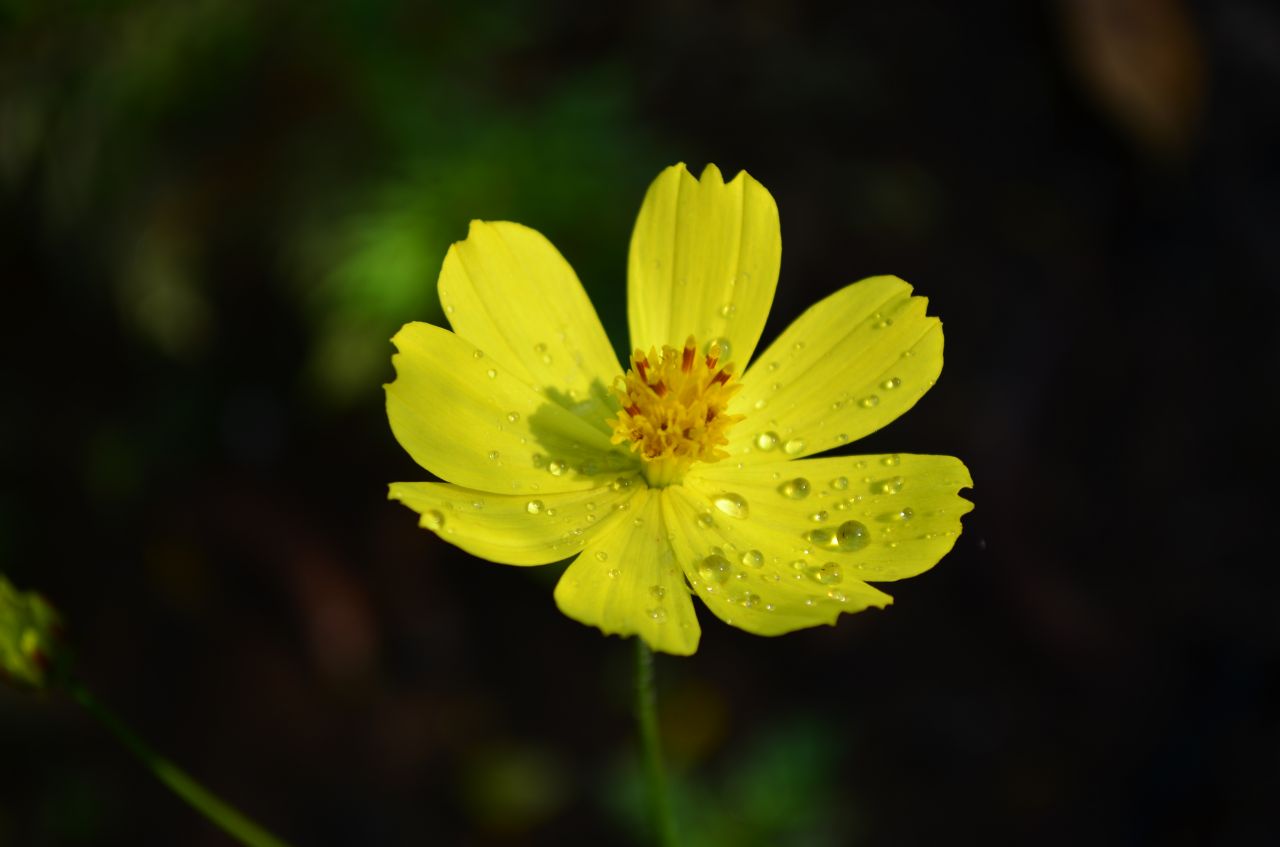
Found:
608,336 -> 744,487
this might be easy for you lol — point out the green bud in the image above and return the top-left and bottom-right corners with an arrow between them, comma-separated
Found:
0,573 -> 65,690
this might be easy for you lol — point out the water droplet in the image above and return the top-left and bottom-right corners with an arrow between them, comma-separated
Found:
791,340 -> 806,353
541,353 -> 553,365
835,433 -> 849,444
767,361 -> 780,372
486,368 -> 497,379
872,476 -> 905,495
806,562 -> 843,585
753,398 -> 767,410
859,395 -> 880,408
506,411 -> 520,423
698,554 -> 731,584
902,349 -> 915,358
696,513 -> 716,529
783,438 -> 806,456
472,349 -> 484,359
809,510 -> 829,523
718,303 -> 736,318
423,510 -> 444,531
789,559 -> 806,571
534,342 -> 547,353
548,460 -> 568,476
650,585 -> 666,600
831,476 -> 849,491
526,500 -> 544,515
835,520 -> 870,551
874,317 -> 894,329
805,528 -> 836,547
712,492 -> 749,519
487,450 -> 500,461
471,500 -> 484,510
741,549 -> 764,568
545,507 -> 557,517
608,568 -> 621,579
611,476 -> 633,492
764,602 -> 776,612
445,304 -> 455,314
632,517 -> 644,526
709,338 -> 732,359
741,592 -> 761,609
648,607 -> 668,622
888,506 -> 915,522
827,589 -> 847,603
595,551 -> 609,562
777,477 -> 811,499
881,376 -> 901,390
755,431 -> 780,451
881,454 -> 901,467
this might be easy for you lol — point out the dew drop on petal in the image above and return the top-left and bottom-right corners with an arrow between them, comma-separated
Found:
741,592 -> 761,609
698,554 -> 731,584
548,460 -> 568,477
472,349 -> 484,359
783,438 -> 806,456
777,478 -> 811,499
827,589 -> 847,603
696,513 -> 716,529
806,562 -> 843,585
526,500 -> 544,515
595,551 -> 609,562
486,368 -> 497,379
873,476 -> 905,495
608,568 -> 621,579
506,411 -> 520,423
650,585 -> 666,601
712,492 -> 749,519
836,520 -> 870,552
755,431 -> 780,451
487,450 -> 500,462
741,549 -> 764,568
648,607 -> 668,622
545,507 -> 557,517
831,476 -> 849,491
889,507 -> 915,522
809,510 -> 829,523
611,476 -> 633,492
423,510 -> 444,531
718,303 -> 736,318
881,454 -> 901,467
881,377 -> 901,390
859,395 -> 880,409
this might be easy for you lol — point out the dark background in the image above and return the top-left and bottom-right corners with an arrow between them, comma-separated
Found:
2,0 -> 1278,844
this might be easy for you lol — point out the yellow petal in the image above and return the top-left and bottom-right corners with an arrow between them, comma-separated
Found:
438,221 -> 624,432
662,485 -> 893,637
386,321 -> 637,492
726,276 -> 943,463
627,163 -> 781,369
553,488 -> 700,655
686,453 -> 973,585
389,479 -> 641,565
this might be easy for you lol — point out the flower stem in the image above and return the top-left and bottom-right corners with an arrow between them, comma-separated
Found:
69,679 -> 294,847
634,638 -> 677,847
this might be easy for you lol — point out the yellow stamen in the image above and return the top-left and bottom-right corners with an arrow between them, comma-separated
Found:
607,336 -> 745,487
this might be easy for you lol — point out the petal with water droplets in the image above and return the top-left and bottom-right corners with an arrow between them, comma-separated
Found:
728,276 -> 943,463
554,488 -> 701,655
628,163 -> 781,370
389,480 -> 640,565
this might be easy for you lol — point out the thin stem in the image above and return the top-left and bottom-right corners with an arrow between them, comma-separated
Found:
69,679 -> 294,847
634,638 -> 677,847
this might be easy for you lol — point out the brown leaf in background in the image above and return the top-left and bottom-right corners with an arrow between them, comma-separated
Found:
1058,0 -> 1207,160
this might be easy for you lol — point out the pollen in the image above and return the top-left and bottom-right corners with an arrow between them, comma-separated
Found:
608,336 -> 745,487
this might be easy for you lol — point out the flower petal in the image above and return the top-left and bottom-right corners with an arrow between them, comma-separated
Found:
553,488 -> 701,656
725,276 -> 943,463
438,221 -> 623,432
386,321 -> 637,492
686,453 -> 973,584
388,480 -> 641,565
662,485 -> 893,637
627,163 -> 781,370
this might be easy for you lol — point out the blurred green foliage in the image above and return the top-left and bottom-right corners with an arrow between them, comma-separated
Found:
1,0 -> 661,402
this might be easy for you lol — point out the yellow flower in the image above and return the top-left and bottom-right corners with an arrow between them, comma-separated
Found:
386,164 -> 972,656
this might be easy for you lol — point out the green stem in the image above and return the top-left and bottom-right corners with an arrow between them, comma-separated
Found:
634,638 -> 677,847
69,679 -> 294,847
